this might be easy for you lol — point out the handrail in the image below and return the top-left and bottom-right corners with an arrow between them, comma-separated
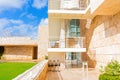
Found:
48,37 -> 86,48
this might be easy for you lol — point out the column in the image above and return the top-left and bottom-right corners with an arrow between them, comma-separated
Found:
59,19 -> 65,48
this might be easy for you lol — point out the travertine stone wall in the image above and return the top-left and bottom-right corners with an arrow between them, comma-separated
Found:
0,37 -> 37,46
37,63 -> 48,80
38,26 -> 48,60
48,52 -> 65,63
3,46 -> 34,60
86,11 -> 120,68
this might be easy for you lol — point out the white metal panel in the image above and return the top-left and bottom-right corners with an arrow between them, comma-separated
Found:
90,0 -> 104,13
48,48 -> 86,52
49,5 -> 90,14
61,0 -> 79,9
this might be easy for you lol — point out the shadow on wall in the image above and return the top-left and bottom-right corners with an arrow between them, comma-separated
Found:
85,11 -> 120,68
80,19 -> 98,68
81,50 -> 96,68
104,15 -> 120,38
85,15 -> 111,68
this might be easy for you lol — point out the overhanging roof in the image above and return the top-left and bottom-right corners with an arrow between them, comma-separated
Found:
49,5 -> 95,19
0,37 -> 37,46
90,0 -> 120,15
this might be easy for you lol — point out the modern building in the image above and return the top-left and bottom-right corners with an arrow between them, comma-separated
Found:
0,37 -> 38,60
1,0 -> 120,70
0,26 -> 48,61
48,0 -> 120,69
1,0 -> 120,80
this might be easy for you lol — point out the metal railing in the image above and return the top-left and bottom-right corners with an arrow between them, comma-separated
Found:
48,37 -> 86,48
49,0 -> 90,10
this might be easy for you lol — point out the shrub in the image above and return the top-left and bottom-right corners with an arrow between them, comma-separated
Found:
100,60 -> 120,76
99,74 -> 120,80
99,60 -> 120,80
45,55 -> 48,60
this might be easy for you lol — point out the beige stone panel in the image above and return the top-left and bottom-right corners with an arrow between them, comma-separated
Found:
48,52 -> 65,63
3,46 -> 33,60
114,34 -> 120,44
105,26 -> 117,37
86,12 -> 120,68
49,19 -> 61,40
38,26 -> 48,60
104,20 -> 110,29
99,31 -> 106,39
94,23 -> 105,33
95,54 -> 115,68
96,45 -> 120,54
114,55 -> 120,62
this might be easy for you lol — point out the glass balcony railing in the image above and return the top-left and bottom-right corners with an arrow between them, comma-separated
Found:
49,0 -> 90,10
48,37 -> 86,48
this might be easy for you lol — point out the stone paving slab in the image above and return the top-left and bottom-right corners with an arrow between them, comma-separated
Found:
46,68 -> 100,80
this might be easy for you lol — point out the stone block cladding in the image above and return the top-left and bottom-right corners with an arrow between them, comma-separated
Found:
85,11 -> 120,68
3,46 -> 34,60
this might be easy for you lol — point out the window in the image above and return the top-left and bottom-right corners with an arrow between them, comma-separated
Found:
67,19 -> 80,38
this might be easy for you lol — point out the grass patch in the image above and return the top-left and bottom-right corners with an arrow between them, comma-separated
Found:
0,62 -> 36,80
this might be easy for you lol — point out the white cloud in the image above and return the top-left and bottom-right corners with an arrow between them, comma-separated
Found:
20,12 -> 27,17
10,19 -> 23,24
26,13 -> 36,19
0,18 -> 9,28
0,18 -> 38,39
32,0 -> 47,9
0,0 -> 27,12
39,18 -> 48,26
0,18 -> 23,27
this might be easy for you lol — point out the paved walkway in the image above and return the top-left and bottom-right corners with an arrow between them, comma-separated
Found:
45,68 -> 100,80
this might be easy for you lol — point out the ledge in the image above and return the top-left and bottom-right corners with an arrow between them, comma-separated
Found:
13,60 -> 48,80
48,48 -> 86,52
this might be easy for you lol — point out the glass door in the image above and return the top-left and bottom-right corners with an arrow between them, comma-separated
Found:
65,52 -> 81,68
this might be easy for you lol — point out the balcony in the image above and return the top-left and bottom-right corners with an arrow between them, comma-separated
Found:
49,0 -> 89,10
48,37 -> 86,52
48,0 -> 95,19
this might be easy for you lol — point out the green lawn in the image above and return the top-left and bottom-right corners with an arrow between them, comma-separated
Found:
0,62 -> 36,80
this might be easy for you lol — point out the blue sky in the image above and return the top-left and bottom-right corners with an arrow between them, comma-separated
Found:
0,0 -> 48,39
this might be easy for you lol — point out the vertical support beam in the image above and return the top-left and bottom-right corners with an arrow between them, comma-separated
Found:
38,26 -> 48,61
82,61 -> 88,80
59,19 -> 65,48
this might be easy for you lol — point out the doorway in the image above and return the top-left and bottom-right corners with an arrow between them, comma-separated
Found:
65,52 -> 82,68
0,46 -> 4,59
33,47 -> 38,59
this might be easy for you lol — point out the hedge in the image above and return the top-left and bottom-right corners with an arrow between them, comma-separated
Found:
99,74 -> 120,80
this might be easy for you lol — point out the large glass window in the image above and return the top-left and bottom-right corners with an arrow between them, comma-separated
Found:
67,19 -> 80,38
65,52 -> 82,68
66,52 -> 81,60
